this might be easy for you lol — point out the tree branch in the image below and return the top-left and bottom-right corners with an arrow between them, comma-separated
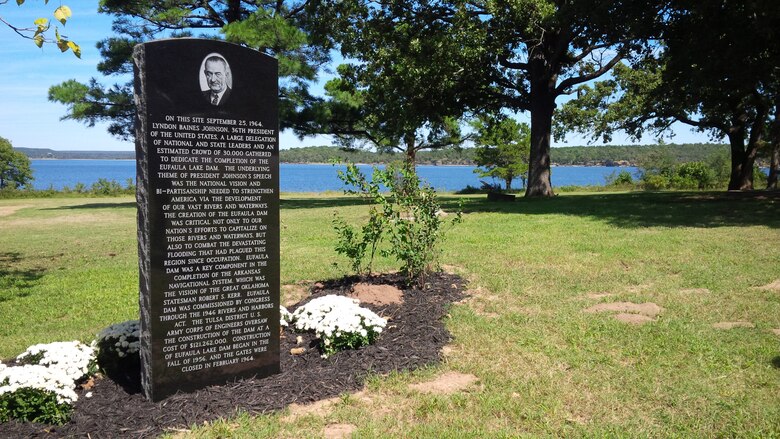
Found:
675,113 -> 728,133
555,50 -> 625,95
0,16 -> 36,40
286,0 -> 311,18
569,42 -> 618,64
332,129 -> 388,148
549,27 -> 574,68
498,54 -> 528,71
201,0 -> 224,24
421,135 -> 467,151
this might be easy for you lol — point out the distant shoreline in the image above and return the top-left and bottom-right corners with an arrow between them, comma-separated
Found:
28,158 -> 639,168
19,143 -> 735,168
31,158 -> 136,161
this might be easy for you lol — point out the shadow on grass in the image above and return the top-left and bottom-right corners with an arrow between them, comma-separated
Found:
771,356 -> 780,369
33,191 -> 779,229
280,196 -> 372,210
0,252 -> 45,303
438,191 -> 780,229
39,198 -> 360,211
44,202 -> 137,210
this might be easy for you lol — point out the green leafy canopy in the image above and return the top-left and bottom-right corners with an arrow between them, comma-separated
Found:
48,0 -> 333,141
0,137 -> 34,190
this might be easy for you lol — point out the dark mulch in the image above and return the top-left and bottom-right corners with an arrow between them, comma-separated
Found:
1,272 -> 466,438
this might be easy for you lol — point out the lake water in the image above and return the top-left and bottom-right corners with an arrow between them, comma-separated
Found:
29,160 -> 640,192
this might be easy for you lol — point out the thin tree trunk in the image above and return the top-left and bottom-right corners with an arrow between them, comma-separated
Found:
404,134 -> 417,168
399,134 -> 418,197
226,0 -> 243,23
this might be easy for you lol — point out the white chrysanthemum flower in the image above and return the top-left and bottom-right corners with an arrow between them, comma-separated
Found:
16,341 -> 96,383
0,364 -> 78,404
280,305 -> 293,327
290,294 -> 387,357
97,320 -> 141,358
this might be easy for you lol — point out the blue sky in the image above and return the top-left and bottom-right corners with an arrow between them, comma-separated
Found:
1,1 -> 714,152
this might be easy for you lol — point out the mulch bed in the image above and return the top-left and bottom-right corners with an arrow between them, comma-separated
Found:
1,272 -> 466,438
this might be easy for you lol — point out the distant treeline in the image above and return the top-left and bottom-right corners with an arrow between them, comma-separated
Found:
17,143 -> 731,166
280,144 -> 731,166
550,143 -> 730,166
16,148 -> 135,160
280,146 -> 476,165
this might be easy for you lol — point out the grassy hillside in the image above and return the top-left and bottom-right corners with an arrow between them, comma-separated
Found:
1,192 -> 778,437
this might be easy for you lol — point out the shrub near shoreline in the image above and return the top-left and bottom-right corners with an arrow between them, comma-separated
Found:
0,178 -> 136,199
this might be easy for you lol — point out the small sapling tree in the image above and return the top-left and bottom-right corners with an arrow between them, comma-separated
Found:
333,163 -> 460,286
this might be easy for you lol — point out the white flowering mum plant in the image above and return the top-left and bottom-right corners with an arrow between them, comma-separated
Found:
0,363 -> 77,424
16,341 -> 98,383
290,295 -> 387,358
280,305 -> 292,327
95,320 -> 141,375
1,341 -> 96,424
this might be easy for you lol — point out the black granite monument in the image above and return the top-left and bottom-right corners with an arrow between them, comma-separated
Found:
134,39 -> 280,401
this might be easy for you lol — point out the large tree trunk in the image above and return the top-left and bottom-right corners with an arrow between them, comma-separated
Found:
525,56 -> 556,198
768,101 -> 780,190
727,104 -> 765,191
727,130 -> 753,191
768,144 -> 779,190
526,101 -> 555,197
726,116 -> 762,191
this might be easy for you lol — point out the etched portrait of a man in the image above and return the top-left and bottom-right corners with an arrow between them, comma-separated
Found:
199,53 -> 232,106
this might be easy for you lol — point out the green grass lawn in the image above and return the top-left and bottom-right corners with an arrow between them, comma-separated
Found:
1,191 -> 779,437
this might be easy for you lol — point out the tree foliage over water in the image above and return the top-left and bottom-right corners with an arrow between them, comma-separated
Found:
471,117 -> 530,190
296,0 -> 476,165
0,137 -> 33,189
557,0 -> 780,191
40,0 -> 779,194
313,0 -> 666,196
